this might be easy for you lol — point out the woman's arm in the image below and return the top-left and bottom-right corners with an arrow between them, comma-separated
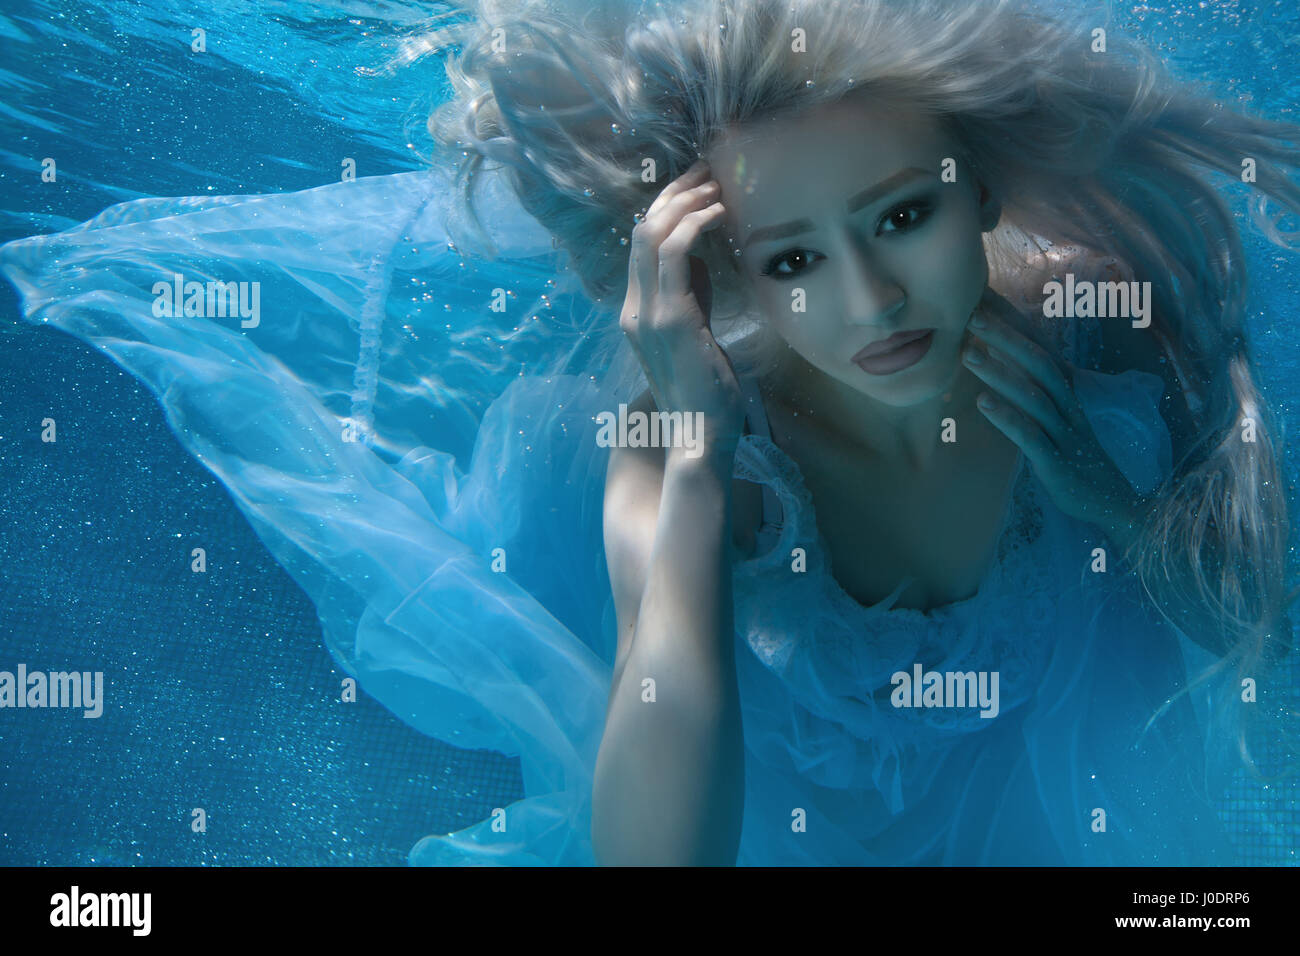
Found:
592,416 -> 746,866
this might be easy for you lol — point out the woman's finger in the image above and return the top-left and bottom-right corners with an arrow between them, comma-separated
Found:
969,308 -> 1076,421
657,202 -> 726,302
963,340 -> 1071,447
645,159 -> 711,221
631,180 -> 720,310
976,391 -> 1060,475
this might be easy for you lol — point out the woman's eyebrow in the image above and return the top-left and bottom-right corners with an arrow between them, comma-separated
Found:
739,166 -> 933,250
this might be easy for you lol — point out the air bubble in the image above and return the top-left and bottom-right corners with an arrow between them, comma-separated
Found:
805,80 -> 815,88
583,187 -> 594,197
611,123 -> 622,134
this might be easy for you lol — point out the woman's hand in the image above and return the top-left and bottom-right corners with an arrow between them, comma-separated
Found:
961,289 -> 1148,538
620,159 -> 744,466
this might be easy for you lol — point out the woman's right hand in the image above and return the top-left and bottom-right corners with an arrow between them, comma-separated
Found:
620,159 -> 745,466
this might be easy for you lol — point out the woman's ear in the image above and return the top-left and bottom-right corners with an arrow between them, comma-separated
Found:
977,181 -> 1002,232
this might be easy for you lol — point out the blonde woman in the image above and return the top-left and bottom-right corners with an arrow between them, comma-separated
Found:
3,0 -> 1296,865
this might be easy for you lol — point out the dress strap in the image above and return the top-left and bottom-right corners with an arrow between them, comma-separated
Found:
739,376 -> 785,536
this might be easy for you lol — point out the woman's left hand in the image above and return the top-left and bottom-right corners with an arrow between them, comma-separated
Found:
960,290 -> 1149,539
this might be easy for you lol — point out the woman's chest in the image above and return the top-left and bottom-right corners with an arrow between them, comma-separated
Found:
816,450 -> 1019,613
797,437 -> 1023,612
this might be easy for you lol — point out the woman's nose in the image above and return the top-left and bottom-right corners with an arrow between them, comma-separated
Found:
843,248 -> 905,325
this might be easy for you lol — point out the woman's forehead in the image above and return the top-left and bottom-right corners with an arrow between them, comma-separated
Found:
706,100 -> 956,210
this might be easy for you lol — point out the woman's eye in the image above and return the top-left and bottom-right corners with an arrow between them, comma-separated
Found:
757,201 -> 931,278
878,200 -> 932,235
760,249 -> 824,280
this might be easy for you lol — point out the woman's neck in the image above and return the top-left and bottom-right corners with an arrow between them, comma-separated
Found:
762,338 -> 985,473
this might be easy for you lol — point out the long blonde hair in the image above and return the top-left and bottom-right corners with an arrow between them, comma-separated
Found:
419,0 -> 1300,779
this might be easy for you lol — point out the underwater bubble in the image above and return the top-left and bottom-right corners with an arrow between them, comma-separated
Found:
583,187 -> 595,197
805,80 -> 815,88
611,123 -> 622,134
620,237 -> 629,245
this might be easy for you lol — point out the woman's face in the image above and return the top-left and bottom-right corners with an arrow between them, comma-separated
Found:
709,96 -> 998,408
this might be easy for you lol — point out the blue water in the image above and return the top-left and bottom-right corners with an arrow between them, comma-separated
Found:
0,0 -> 1297,864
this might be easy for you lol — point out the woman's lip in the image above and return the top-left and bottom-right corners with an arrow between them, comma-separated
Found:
853,329 -> 934,375
853,328 -> 934,362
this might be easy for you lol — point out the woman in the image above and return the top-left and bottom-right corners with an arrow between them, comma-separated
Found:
4,0 -> 1297,865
